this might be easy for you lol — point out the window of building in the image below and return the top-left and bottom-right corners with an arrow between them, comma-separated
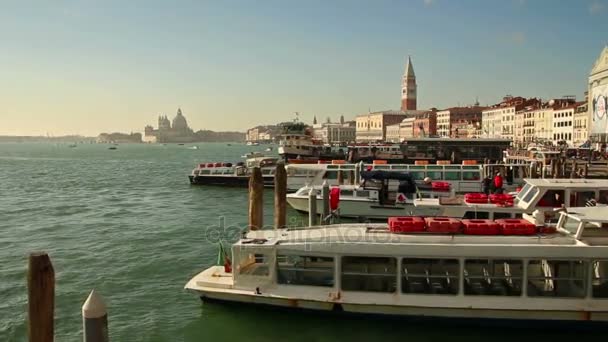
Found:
402,258 -> 459,295
464,259 -> 523,296
277,255 -> 334,287
527,260 -> 587,298
593,260 -> 608,298
341,256 -> 397,293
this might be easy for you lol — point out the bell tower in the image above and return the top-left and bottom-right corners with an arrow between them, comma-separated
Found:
401,56 -> 417,111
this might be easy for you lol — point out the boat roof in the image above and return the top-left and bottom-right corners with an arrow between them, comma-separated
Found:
522,178 -> 608,189
563,206 -> 608,223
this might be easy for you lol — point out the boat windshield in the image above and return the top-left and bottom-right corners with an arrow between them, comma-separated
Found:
515,184 -> 533,204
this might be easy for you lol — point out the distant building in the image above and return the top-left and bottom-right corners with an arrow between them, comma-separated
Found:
313,120 -> 356,145
246,125 -> 280,143
574,101 -> 590,146
482,97 -> 540,140
401,56 -> 417,111
144,108 -> 196,143
552,103 -> 578,146
356,110 -> 424,142
437,106 -> 485,138
385,122 -> 402,143
589,45 -> 608,143
97,132 -> 142,143
413,111 -> 437,138
399,117 -> 416,141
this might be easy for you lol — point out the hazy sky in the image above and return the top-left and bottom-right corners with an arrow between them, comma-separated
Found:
1,0 -> 607,136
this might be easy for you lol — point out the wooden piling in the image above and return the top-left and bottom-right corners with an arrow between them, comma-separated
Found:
584,163 -> 589,178
82,290 -> 109,342
248,167 -> 264,231
308,189 -> 317,227
27,252 -> 54,342
321,181 -> 330,225
274,162 -> 287,229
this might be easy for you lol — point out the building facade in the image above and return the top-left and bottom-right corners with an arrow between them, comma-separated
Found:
574,102 -> 590,146
552,105 -> 575,146
399,117 -> 416,140
589,45 -> 608,143
385,123 -> 402,143
401,56 -> 417,111
355,111 -> 410,142
144,108 -> 196,143
413,111 -> 437,138
313,121 -> 356,144
436,107 -> 484,138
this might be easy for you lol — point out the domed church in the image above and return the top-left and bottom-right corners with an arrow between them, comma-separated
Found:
144,108 -> 195,143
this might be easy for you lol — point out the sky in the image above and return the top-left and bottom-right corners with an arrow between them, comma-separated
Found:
1,0 -> 607,136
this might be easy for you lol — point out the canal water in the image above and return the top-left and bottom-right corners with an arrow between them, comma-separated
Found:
0,143 -> 602,341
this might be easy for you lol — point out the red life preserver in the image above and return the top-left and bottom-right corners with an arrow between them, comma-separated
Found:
329,187 -> 340,211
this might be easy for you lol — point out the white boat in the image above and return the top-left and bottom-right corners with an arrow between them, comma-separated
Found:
186,207 -> 608,325
285,161 -> 530,194
189,157 -> 277,187
287,177 -> 608,220
246,141 -> 259,146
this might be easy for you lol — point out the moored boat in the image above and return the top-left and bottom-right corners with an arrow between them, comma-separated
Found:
186,207 -> 608,325
189,157 -> 278,187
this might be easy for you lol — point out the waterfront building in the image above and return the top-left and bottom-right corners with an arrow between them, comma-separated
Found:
401,56 -> 417,111
246,125 -> 281,143
514,103 -> 540,147
436,107 -> 485,138
589,45 -> 608,143
574,101 -> 590,146
385,122 -> 402,143
552,104 -> 577,146
482,97 -> 540,139
313,121 -> 356,145
399,117 -> 416,140
413,111 -> 437,138
355,110 -> 411,142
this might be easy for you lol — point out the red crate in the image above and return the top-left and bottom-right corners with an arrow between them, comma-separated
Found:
461,219 -> 501,235
424,217 -> 462,233
464,193 -> 488,204
388,216 -> 426,233
494,219 -> 536,236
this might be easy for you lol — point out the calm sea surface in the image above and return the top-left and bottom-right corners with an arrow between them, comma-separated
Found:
0,142 -> 602,341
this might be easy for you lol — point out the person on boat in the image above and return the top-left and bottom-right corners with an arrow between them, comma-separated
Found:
482,175 -> 492,195
493,172 -> 504,194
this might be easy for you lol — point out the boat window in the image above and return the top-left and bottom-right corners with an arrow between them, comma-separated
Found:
592,261 -> 608,298
464,211 -> 489,219
238,253 -> 270,277
341,256 -> 397,293
200,170 -> 210,175
464,259 -> 523,296
323,171 -> 338,180
444,166 -> 461,170
599,191 -> 608,205
355,190 -> 370,198
444,171 -> 460,181
527,260 -> 587,298
462,171 -> 480,181
426,171 -> 443,180
391,165 -> 407,170
570,191 -> 596,207
516,184 -> 532,202
522,187 -> 539,203
262,169 -> 273,175
277,255 -> 334,287
193,170 -> 200,176
493,212 -> 513,219
373,165 -> 390,170
402,259 -> 459,295
340,190 -> 354,197
537,190 -> 564,207
410,172 -> 425,180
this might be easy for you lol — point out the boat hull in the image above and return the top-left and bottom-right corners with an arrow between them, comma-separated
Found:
191,288 -> 608,326
189,175 -> 274,187
286,195 -> 441,219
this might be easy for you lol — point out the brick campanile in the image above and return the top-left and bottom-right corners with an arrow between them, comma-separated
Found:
401,56 -> 417,111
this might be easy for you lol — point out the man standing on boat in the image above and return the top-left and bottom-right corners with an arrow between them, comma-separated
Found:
493,172 -> 504,194
482,175 -> 492,195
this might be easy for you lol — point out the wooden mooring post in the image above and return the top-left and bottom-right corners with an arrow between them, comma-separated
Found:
248,167 -> 264,230
28,252 -> 55,342
82,290 -> 109,342
274,162 -> 287,229
308,188 -> 317,227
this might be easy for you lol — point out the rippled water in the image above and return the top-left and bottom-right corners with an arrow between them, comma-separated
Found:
0,143 -> 603,341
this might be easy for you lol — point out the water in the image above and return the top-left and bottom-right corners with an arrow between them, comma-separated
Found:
0,143 -> 602,341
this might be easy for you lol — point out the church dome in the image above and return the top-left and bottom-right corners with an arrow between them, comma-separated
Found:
172,108 -> 189,131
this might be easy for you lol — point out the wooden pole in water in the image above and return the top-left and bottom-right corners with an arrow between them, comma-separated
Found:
274,162 -> 287,229
308,188 -> 317,227
248,167 -> 264,231
27,252 -> 54,342
82,290 -> 109,342
321,180 -> 330,225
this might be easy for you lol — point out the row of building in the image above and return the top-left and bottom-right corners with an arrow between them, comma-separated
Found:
247,45 -> 608,147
